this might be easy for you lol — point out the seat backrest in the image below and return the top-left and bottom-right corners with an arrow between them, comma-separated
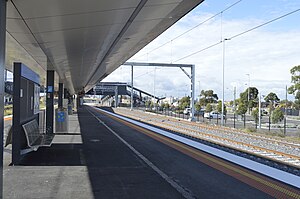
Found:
22,119 -> 40,147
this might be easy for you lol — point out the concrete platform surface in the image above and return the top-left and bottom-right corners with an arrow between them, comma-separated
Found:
2,106 -> 283,199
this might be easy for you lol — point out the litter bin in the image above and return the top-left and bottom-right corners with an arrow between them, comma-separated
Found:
55,108 -> 69,132
68,104 -> 73,115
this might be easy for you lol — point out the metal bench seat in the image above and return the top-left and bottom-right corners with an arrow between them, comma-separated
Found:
22,119 -> 54,152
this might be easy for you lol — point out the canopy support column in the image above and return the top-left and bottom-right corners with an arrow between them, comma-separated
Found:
131,65 -> 133,111
46,70 -> 54,134
0,0 -> 6,196
58,83 -> 63,108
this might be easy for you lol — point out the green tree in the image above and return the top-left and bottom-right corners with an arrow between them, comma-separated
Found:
217,100 -> 227,115
264,92 -> 280,104
195,103 -> 201,111
279,100 -> 293,109
288,65 -> 300,109
271,107 -> 284,124
205,103 -> 213,113
164,103 -> 170,109
145,101 -> 151,108
264,92 -> 280,113
240,87 -> 258,112
251,108 -> 259,124
179,96 -> 190,110
236,103 -> 247,116
199,90 -> 218,106
150,101 -> 155,108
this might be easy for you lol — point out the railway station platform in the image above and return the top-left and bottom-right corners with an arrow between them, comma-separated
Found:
3,106 -> 300,199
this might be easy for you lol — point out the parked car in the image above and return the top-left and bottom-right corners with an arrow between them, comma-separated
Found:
183,108 -> 191,115
183,108 -> 205,116
195,109 -> 205,117
261,110 -> 268,115
204,111 -> 225,119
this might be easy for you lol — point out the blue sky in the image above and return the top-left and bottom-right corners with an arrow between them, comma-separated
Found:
182,0 -> 300,33
199,0 -> 300,20
104,0 -> 300,101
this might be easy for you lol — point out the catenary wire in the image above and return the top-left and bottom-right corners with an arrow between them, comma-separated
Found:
132,0 -> 243,61
173,7 -> 300,62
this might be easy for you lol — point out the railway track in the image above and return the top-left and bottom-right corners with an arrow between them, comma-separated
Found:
112,108 -> 300,170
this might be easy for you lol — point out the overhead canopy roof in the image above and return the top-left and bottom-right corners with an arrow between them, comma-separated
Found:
6,0 -> 203,94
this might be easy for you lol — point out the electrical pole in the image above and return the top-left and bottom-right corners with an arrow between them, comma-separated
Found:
190,65 -> 196,121
284,85 -> 287,136
222,38 -> 230,126
259,92 -> 261,129
131,65 -> 133,111
233,86 -> 236,128
153,67 -> 156,111
198,80 -> 201,101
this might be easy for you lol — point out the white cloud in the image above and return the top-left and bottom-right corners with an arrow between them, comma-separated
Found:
104,8 -> 300,101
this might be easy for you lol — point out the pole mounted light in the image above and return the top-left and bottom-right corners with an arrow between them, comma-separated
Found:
222,38 -> 230,126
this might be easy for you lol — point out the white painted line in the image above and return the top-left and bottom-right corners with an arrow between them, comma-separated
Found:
86,107 -> 195,199
93,106 -> 300,189
79,149 -> 86,165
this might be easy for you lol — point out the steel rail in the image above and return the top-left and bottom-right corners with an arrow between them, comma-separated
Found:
114,108 -> 300,169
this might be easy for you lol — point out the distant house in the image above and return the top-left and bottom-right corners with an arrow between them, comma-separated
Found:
172,101 -> 179,107
162,96 -> 178,105
280,108 -> 299,116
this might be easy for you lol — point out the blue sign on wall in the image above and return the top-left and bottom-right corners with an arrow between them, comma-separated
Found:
20,63 -> 40,85
57,112 -> 65,122
47,86 -> 53,93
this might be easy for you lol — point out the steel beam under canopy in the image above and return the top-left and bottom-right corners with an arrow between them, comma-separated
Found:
6,0 -> 204,94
